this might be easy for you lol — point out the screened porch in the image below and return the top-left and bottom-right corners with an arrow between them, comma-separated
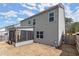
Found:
8,26 -> 34,46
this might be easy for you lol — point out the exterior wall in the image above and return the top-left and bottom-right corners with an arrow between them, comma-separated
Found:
21,8 -> 59,46
21,18 -> 33,27
58,7 -> 65,46
34,8 -> 59,46
20,4 -> 65,47
0,28 -> 9,42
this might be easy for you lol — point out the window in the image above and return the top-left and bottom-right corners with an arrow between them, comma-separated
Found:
37,31 -> 39,38
40,31 -> 43,38
49,12 -> 54,22
33,19 -> 36,25
28,20 -> 31,24
36,31 -> 43,39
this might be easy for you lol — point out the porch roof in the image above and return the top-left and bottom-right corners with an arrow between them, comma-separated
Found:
8,26 -> 33,31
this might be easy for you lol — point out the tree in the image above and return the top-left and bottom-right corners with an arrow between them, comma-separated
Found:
65,17 -> 79,34
65,17 -> 73,23
70,22 -> 79,33
65,17 -> 73,33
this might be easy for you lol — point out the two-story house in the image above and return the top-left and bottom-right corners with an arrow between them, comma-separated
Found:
20,3 -> 65,47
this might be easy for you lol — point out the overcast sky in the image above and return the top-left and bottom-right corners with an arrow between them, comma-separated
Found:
0,3 -> 79,28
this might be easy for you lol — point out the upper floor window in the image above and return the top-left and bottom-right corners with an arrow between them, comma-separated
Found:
28,20 -> 31,24
33,19 -> 36,25
49,12 -> 54,22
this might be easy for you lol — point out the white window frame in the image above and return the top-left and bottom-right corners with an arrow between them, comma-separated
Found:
48,11 -> 55,22
36,31 -> 44,39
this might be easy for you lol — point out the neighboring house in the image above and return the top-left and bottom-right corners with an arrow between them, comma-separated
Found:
0,28 -> 8,42
20,3 -> 65,47
0,23 -> 20,42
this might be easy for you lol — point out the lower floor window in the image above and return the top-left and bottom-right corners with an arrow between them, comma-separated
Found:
37,35 -> 39,38
36,31 -> 44,39
40,34 -> 43,38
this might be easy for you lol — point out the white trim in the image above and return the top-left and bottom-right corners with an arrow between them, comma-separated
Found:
18,28 -> 33,31
15,40 -> 33,47
48,11 -> 55,22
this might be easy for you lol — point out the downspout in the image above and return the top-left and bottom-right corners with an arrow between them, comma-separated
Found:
56,7 -> 59,48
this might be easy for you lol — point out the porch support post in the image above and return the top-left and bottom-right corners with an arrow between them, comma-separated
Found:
15,29 -> 17,43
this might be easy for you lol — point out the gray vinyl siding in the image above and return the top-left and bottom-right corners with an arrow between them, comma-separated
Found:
21,17 -> 37,27
33,8 -> 59,46
21,19 -> 33,27
21,20 -> 28,26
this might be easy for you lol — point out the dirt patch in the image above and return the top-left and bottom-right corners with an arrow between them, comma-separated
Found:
0,43 -> 62,56
59,44 -> 79,56
0,42 -> 78,56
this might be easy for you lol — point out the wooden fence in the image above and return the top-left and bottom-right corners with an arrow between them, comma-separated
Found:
63,35 -> 76,45
76,34 -> 79,53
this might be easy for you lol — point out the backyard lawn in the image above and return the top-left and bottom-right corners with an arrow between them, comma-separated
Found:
0,42 -> 78,56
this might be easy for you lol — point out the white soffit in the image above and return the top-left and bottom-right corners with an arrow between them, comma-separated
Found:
18,28 -> 33,31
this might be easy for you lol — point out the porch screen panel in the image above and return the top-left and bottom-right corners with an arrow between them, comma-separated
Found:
17,30 -> 33,42
28,31 -> 33,40
19,30 -> 27,42
9,30 -> 16,42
